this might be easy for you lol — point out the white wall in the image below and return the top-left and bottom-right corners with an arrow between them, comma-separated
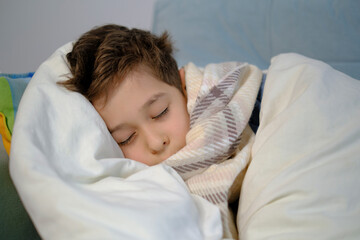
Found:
0,0 -> 156,73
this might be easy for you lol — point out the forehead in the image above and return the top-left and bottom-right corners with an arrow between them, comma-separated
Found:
93,65 -> 177,122
94,65 -> 160,107
112,66 -> 169,103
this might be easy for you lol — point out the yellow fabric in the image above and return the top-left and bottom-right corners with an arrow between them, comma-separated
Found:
0,112 -> 11,155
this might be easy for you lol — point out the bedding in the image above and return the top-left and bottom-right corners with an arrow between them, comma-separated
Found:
164,61 -> 263,238
9,39 -> 360,239
9,43 -> 223,240
238,53 -> 360,239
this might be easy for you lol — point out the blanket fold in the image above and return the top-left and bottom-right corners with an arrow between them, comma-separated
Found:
165,62 -> 263,239
9,43 -> 223,240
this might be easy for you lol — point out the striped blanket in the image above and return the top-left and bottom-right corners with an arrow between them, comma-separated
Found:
164,62 -> 263,239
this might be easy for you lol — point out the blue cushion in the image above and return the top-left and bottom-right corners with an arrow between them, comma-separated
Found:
152,0 -> 360,80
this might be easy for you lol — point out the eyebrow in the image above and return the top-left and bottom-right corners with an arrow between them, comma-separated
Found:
141,92 -> 166,111
108,92 -> 167,134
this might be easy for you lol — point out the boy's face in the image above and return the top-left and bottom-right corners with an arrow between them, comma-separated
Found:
93,65 -> 189,166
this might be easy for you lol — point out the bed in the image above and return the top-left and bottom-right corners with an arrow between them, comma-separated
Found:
1,0 -> 360,239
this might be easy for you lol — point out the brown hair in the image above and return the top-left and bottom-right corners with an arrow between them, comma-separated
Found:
60,24 -> 181,103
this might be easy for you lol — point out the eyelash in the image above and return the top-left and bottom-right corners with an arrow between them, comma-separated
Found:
119,107 -> 169,146
119,132 -> 135,146
152,107 -> 169,119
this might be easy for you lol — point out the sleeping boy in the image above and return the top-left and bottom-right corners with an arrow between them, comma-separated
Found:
59,24 -> 263,239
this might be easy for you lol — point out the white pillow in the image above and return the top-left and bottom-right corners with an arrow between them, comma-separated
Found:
238,53 -> 360,239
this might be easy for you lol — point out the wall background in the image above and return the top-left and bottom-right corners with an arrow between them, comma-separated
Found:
0,0 -> 156,73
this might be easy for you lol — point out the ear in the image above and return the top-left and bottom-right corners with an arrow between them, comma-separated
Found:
179,68 -> 186,95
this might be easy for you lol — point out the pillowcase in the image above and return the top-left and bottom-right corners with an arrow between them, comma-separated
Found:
238,53 -> 360,239
0,73 -> 33,155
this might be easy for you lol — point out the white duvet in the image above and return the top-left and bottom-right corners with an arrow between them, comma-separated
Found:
9,43 -> 222,240
10,42 -> 360,240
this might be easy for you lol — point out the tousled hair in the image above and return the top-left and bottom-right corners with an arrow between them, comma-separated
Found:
59,24 -> 181,103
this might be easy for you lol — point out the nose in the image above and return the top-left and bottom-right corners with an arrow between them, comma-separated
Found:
143,126 -> 169,155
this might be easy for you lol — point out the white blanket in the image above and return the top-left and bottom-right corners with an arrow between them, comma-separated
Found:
9,43 -> 222,240
10,43 -> 360,239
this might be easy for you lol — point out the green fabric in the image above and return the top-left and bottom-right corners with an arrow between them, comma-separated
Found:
0,73 -> 33,134
0,77 -> 14,134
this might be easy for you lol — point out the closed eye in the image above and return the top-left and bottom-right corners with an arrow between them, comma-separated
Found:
153,107 -> 168,119
119,132 -> 135,146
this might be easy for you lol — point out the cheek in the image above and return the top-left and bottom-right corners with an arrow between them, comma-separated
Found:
121,145 -> 145,163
